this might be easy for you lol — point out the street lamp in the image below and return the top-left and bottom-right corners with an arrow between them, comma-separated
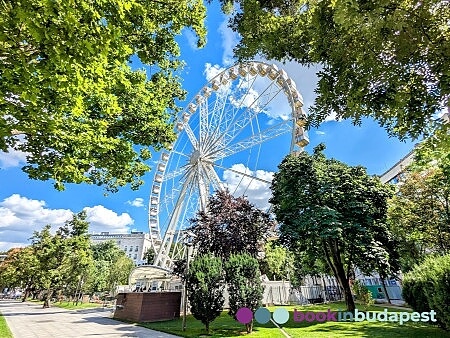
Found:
182,231 -> 196,331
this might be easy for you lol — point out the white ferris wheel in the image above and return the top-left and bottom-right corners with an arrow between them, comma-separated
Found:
148,61 -> 309,270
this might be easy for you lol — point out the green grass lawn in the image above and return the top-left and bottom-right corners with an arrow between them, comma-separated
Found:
27,298 -> 104,310
140,302 -> 450,338
0,312 -> 13,338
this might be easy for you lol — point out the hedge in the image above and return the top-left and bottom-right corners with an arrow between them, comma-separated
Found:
403,254 -> 450,330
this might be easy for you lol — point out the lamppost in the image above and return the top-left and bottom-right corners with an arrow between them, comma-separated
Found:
182,231 -> 195,331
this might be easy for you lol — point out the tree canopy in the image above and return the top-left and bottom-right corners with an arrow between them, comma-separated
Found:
387,166 -> 450,271
188,190 -> 274,260
270,144 -> 398,311
215,0 -> 449,140
0,0 -> 206,191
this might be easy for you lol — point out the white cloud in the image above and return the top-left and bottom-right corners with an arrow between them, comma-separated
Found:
315,130 -> 326,135
218,17 -> 239,66
127,197 -> 144,208
183,29 -> 199,50
0,147 -> 28,168
204,63 -> 227,81
230,87 -> 260,111
222,163 -> 274,210
83,205 -> 133,234
0,194 -> 72,250
0,194 -> 134,251
324,111 -> 338,122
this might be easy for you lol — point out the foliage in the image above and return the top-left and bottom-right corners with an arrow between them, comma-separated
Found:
186,254 -> 225,333
30,211 -> 94,307
403,254 -> 450,330
270,144 -> 398,311
188,190 -> 274,260
213,0 -> 449,141
387,167 -> 450,271
143,248 -> 156,265
225,253 -> 263,333
0,212 -> 94,307
259,241 -> 294,281
0,247 -> 39,297
0,0 -> 207,192
87,241 -> 134,294
351,280 -> 374,310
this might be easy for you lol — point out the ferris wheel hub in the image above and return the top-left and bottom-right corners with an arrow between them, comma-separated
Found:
189,149 -> 201,165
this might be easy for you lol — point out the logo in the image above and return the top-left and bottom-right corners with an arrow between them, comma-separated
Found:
236,307 -> 438,325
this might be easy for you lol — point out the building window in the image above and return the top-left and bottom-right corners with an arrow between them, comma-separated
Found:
134,254 -> 137,259
135,246 -> 139,252
124,246 -> 127,252
129,246 -> 133,252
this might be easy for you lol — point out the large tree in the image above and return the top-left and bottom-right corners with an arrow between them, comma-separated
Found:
387,167 -> 450,272
270,144 -> 398,311
188,190 -> 274,260
0,0 -> 206,191
213,0 -> 449,140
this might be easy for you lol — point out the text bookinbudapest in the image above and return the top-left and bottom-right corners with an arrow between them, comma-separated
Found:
293,309 -> 437,325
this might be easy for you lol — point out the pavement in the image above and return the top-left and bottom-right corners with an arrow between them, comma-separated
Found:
0,300 -> 181,338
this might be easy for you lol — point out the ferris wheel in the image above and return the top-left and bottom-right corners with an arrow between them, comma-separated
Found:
148,61 -> 309,270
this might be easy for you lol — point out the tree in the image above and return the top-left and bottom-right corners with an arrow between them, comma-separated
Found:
259,242 -> 294,281
186,254 -> 225,334
387,167 -> 450,272
0,0 -> 206,192
225,253 -> 263,334
0,247 -> 39,298
270,144 -> 398,311
87,241 -> 134,294
31,212 -> 93,307
213,0 -> 449,141
143,248 -> 156,265
188,190 -> 275,260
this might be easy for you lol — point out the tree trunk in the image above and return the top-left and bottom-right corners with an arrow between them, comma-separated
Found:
205,322 -> 209,334
246,320 -> 253,333
43,288 -> 53,308
341,281 -> 355,312
323,240 -> 356,312
380,276 -> 391,304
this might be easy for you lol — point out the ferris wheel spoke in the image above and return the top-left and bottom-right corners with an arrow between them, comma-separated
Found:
203,82 -> 284,156
162,166 -> 187,182
212,162 -> 272,184
202,163 -> 224,192
210,119 -> 293,161
154,174 -> 194,267
183,123 -> 199,149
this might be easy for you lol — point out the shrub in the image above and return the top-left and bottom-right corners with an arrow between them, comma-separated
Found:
352,280 -> 374,310
187,254 -> 225,333
225,253 -> 263,333
403,255 -> 450,329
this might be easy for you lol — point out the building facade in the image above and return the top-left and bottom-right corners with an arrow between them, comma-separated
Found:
90,231 -> 152,265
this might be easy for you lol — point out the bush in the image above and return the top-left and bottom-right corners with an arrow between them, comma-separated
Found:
187,254 -> 225,333
403,255 -> 450,329
225,253 -> 263,333
352,280 -> 374,310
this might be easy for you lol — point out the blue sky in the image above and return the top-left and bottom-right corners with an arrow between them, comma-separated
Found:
0,3 -> 414,251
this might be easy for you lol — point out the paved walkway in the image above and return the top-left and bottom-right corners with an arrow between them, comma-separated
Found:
0,300 -> 181,338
